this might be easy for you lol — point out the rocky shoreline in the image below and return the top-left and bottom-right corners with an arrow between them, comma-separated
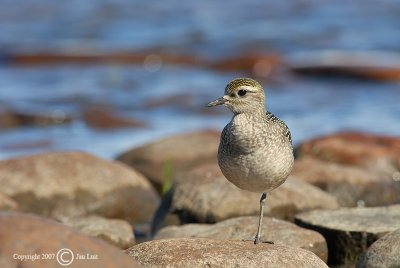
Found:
0,130 -> 399,267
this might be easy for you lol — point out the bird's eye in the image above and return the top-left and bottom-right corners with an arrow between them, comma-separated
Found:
238,89 -> 247,97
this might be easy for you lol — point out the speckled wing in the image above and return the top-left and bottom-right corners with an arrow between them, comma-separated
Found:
218,124 -> 230,155
265,111 -> 292,145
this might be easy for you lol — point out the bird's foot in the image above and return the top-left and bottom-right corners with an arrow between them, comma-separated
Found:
254,236 -> 274,245
242,238 -> 274,245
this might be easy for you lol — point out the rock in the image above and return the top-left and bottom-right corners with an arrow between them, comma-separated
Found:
287,50 -> 400,81
0,212 -> 141,268
357,228 -> 400,268
0,152 -> 159,225
127,238 -> 328,268
62,215 -> 135,249
209,53 -> 282,78
0,193 -> 18,211
8,50 -> 202,67
172,164 -> 339,223
82,106 -> 147,129
292,157 -> 400,206
295,205 -> 400,266
295,131 -> 400,176
155,216 -> 328,262
116,131 -> 220,191
0,108 -> 72,128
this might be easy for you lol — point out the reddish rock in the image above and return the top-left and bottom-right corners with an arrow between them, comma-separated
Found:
0,212 -> 141,268
116,131 -> 220,191
171,164 -> 339,223
295,132 -> 400,175
292,157 -> 400,206
0,152 -> 159,225
155,216 -> 328,262
83,106 -> 147,129
210,53 -> 282,78
127,238 -> 328,268
8,51 -> 202,67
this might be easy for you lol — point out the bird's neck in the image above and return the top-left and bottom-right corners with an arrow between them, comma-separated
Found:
234,106 -> 266,118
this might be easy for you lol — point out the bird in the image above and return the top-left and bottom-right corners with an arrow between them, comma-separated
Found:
207,78 -> 294,244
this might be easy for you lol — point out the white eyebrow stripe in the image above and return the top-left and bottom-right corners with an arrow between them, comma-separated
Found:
240,85 -> 258,92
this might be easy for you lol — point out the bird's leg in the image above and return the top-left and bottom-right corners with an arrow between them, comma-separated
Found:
254,192 -> 273,244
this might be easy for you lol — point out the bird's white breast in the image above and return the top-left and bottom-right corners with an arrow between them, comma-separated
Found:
217,114 -> 294,192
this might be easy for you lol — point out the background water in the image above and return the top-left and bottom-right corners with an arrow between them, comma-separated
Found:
0,0 -> 400,160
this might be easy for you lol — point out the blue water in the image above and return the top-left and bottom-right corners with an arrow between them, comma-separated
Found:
1,0 -> 400,160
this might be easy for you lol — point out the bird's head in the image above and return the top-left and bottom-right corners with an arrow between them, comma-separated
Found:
207,78 -> 266,114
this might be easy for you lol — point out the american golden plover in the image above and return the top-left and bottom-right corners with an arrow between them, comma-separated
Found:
207,78 -> 294,244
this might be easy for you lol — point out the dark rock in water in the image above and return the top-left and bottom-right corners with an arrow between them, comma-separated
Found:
0,108 -> 72,128
126,238 -> 328,268
287,50 -> 400,81
295,205 -> 400,266
116,131 -> 220,192
62,215 -> 135,249
295,131 -> 400,176
209,53 -> 282,79
292,157 -> 400,206
155,216 -> 328,262
171,163 -> 338,223
7,50 -> 202,67
0,152 -> 159,226
82,106 -> 147,129
357,228 -> 400,268
0,212 -> 141,268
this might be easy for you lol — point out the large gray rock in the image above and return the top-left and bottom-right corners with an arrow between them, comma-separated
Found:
155,216 -> 327,262
172,164 -> 339,223
126,238 -> 328,268
62,215 -> 135,249
0,152 -> 159,225
295,205 -> 400,266
292,157 -> 400,206
357,228 -> 400,268
0,212 -> 141,268
116,131 -> 220,191
0,192 -> 18,211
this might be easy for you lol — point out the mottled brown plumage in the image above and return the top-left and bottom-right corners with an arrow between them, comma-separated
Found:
207,78 -> 294,244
